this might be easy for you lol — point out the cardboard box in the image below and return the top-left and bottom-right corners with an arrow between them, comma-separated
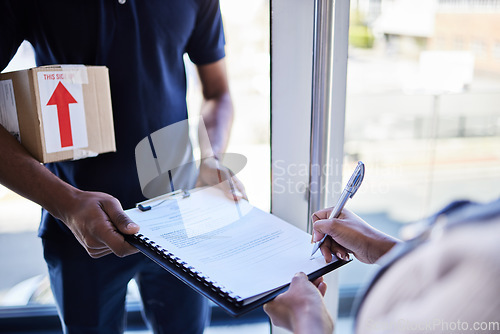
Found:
0,65 -> 116,163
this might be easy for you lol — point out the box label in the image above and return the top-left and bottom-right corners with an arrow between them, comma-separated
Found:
0,79 -> 21,142
37,71 -> 88,153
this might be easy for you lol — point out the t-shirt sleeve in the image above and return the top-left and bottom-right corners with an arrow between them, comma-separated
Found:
185,0 -> 226,65
0,1 -> 30,71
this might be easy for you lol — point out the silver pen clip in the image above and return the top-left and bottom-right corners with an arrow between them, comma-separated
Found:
345,161 -> 365,197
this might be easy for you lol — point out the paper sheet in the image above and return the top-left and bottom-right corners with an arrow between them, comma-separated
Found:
125,185 -> 336,301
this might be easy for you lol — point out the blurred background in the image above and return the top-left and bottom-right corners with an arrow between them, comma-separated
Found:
338,1 -> 500,329
1,0 -> 499,333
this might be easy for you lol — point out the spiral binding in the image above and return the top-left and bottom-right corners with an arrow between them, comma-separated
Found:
134,233 -> 242,304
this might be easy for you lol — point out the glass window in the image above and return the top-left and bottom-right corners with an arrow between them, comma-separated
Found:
338,0 -> 500,330
493,42 -> 500,60
471,39 -> 485,57
454,37 -> 464,50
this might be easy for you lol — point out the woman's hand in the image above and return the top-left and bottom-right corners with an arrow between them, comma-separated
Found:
312,208 -> 400,264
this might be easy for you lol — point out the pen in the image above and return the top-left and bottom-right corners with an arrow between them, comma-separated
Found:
310,161 -> 365,258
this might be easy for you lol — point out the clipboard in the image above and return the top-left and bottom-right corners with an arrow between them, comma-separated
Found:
124,187 -> 351,317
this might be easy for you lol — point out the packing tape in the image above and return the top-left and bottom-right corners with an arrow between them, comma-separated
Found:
59,65 -> 89,85
72,148 -> 99,160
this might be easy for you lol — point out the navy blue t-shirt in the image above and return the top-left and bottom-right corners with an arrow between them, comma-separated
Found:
0,0 -> 226,238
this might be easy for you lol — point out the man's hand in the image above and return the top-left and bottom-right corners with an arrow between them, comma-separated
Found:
195,156 -> 247,201
264,272 -> 333,334
0,125 -> 139,259
59,190 -> 140,258
312,208 -> 400,264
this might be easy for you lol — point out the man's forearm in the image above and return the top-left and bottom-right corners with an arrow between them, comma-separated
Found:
0,125 -> 79,220
200,91 -> 233,158
196,58 -> 234,159
0,125 -> 140,258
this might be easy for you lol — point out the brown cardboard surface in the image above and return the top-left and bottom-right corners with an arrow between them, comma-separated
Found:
0,65 -> 116,163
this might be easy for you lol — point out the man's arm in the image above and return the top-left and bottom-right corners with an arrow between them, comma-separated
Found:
264,272 -> 333,334
197,58 -> 233,158
0,125 -> 139,258
195,58 -> 246,198
0,9 -> 139,257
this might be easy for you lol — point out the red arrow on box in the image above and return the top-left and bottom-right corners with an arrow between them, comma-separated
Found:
46,81 -> 77,148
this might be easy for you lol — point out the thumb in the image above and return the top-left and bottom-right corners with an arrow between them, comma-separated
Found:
291,272 -> 308,286
102,198 -> 140,235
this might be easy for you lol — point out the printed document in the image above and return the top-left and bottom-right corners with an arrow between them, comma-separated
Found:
125,184 -> 337,303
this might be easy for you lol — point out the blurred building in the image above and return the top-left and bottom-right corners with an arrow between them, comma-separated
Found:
430,0 -> 500,75
361,0 -> 500,75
